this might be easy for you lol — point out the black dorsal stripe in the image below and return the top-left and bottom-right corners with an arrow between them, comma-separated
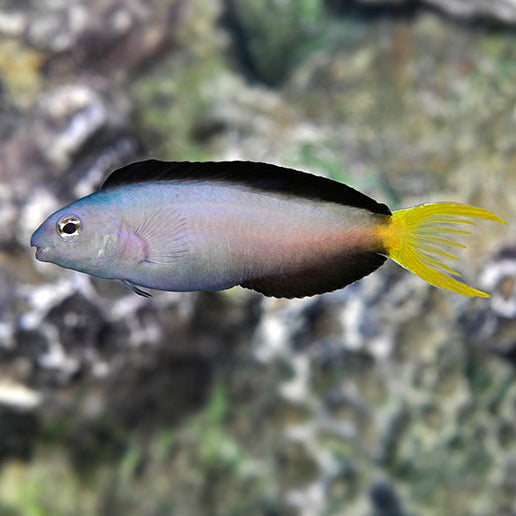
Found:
100,159 -> 391,215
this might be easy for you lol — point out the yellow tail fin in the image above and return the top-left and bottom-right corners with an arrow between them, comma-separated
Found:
378,202 -> 506,298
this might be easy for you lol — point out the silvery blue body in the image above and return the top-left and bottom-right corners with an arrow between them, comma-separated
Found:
31,180 -> 379,293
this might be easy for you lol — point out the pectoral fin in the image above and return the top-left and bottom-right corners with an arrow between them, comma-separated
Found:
134,208 -> 189,265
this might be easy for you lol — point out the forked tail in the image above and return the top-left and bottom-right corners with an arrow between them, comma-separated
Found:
378,202 -> 506,297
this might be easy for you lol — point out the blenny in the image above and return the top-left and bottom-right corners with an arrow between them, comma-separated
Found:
31,160 -> 505,298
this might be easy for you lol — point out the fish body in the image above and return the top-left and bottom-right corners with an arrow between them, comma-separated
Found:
31,160 -> 505,298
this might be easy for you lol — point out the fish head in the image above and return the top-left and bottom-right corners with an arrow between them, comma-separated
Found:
30,195 -> 121,278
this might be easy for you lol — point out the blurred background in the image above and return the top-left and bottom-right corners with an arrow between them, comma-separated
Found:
0,0 -> 515,515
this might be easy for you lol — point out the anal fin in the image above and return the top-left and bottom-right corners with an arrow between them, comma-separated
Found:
240,253 -> 387,298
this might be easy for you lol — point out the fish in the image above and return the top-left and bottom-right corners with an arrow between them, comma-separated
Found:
30,159 -> 506,298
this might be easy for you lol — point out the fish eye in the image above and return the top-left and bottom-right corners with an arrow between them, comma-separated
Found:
57,216 -> 81,239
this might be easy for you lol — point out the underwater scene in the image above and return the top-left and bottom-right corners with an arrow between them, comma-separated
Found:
0,1 -> 515,515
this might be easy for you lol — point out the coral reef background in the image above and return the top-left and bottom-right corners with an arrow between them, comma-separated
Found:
0,1 -> 515,515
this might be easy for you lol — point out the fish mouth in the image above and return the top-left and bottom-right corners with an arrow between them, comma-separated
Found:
31,230 -> 54,262
32,243 -> 55,262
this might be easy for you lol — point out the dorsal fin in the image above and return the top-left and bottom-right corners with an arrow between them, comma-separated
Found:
100,159 -> 391,215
